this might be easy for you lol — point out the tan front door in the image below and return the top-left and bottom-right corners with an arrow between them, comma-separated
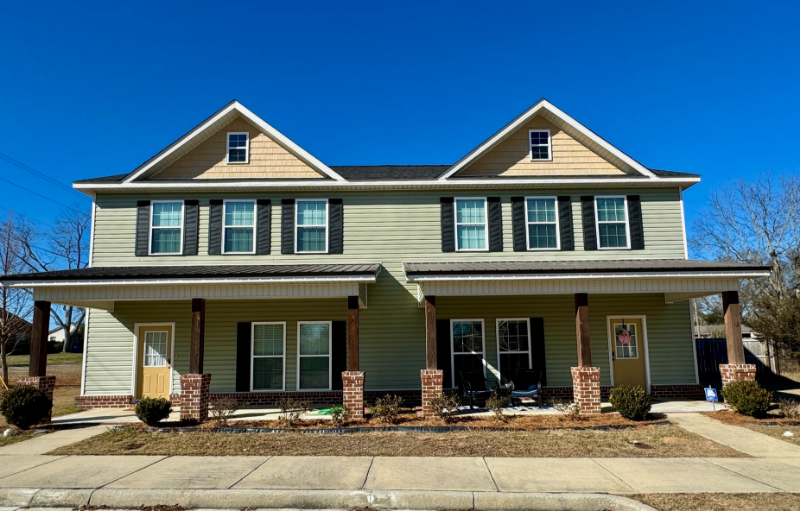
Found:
609,318 -> 647,388
138,326 -> 171,399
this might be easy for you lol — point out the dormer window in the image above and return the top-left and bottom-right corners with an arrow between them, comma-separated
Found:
529,129 -> 551,161
227,132 -> 249,163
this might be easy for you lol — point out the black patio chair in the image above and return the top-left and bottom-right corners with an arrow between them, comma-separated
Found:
458,369 -> 496,410
510,368 -> 543,408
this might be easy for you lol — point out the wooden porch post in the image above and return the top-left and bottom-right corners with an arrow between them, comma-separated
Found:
29,300 -> 51,377
190,298 -> 206,374
722,291 -> 745,365
575,293 -> 591,366
347,296 -> 359,371
425,295 -> 437,369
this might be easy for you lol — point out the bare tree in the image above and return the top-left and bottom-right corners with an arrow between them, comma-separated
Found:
14,209 -> 90,353
691,174 -> 800,354
0,213 -> 32,385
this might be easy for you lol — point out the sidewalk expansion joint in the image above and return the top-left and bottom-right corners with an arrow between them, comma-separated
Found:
227,456 -> 272,489
590,457 -> 636,492
359,457 -> 374,490
95,456 -> 167,489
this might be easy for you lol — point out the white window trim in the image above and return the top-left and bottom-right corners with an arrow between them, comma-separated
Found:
495,318 -> 533,384
454,197 -> 489,252
222,199 -> 257,255
148,200 -> 184,256
226,132 -> 250,164
605,315 -> 651,392
594,195 -> 631,250
295,199 -> 329,254
450,318 -> 486,388
251,321 -> 286,392
524,196 -> 560,251
296,320 -> 333,391
529,129 -> 552,161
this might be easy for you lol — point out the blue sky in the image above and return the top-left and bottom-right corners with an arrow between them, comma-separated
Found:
1,1 -> 798,239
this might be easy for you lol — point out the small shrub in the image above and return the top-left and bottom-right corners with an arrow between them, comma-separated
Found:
721,380 -> 773,417
210,395 -> 240,426
429,391 -> 461,423
372,394 -> 403,424
0,386 -> 53,430
277,397 -> 311,428
778,398 -> 800,419
609,385 -> 652,421
554,399 -> 581,420
329,405 -> 348,428
486,393 -> 509,422
135,397 -> 172,426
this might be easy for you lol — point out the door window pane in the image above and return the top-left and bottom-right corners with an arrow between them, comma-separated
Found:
143,331 -> 168,367
614,322 -> 639,359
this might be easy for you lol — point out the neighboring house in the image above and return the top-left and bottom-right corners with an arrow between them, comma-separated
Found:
0,310 -> 31,354
0,99 -> 770,418
48,325 -> 77,344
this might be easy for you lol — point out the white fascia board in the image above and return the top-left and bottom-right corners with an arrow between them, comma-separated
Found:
439,100 -> 658,180
405,270 -> 770,282
123,102 -> 345,183
2,275 -> 377,288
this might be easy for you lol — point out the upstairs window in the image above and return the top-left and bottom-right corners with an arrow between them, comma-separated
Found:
455,198 -> 487,251
296,199 -> 328,253
150,201 -> 183,254
529,129 -> 551,161
525,197 -> 559,250
227,132 -> 249,163
595,196 -> 630,249
223,200 -> 255,254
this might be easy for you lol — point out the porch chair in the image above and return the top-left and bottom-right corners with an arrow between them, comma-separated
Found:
458,369 -> 497,410
510,368 -> 543,408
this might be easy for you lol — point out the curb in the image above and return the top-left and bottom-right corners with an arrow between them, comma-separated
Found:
0,488 -> 657,511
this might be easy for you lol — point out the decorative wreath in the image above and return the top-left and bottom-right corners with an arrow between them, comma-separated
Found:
617,323 -> 632,345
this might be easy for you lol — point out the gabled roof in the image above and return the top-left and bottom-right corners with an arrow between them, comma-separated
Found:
123,101 -> 345,183
440,99 -> 658,180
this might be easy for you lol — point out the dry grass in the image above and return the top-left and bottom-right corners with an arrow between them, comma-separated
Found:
51,422 -> 742,457
706,410 -> 800,447
636,493 -> 800,511
0,365 -> 83,428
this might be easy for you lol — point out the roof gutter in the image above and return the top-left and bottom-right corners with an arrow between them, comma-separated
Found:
405,270 -> 771,283
0,275 -> 378,288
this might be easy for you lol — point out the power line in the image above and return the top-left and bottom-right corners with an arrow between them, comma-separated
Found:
0,176 -> 86,214
0,152 -> 89,202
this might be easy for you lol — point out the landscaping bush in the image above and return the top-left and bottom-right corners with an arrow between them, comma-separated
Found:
486,393 -> 509,422
429,391 -> 461,423
329,405 -> 348,428
778,398 -> 800,419
277,397 -> 311,428
0,385 -> 52,430
609,385 -> 651,421
372,394 -> 403,424
210,395 -> 240,426
721,380 -> 773,417
554,400 -> 581,420
135,397 -> 172,426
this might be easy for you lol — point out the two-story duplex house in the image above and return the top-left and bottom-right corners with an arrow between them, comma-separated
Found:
0,99 -> 769,420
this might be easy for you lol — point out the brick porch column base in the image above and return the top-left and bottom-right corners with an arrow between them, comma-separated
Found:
17,375 -> 56,423
342,371 -> 365,421
420,369 -> 443,418
180,373 -> 211,422
719,364 -> 756,387
570,367 -> 601,415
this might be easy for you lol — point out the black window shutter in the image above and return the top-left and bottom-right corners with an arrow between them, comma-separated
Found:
529,317 -> 547,386
511,197 -> 526,251
581,196 -> 598,251
208,200 -> 223,255
329,198 -> 344,254
557,196 -> 574,251
487,197 -> 503,252
135,200 -> 150,256
331,320 -> 347,390
183,200 -> 199,256
627,195 -> 645,250
255,199 -> 271,255
436,319 -> 452,388
236,322 -> 251,392
281,199 -> 295,254
440,198 -> 455,252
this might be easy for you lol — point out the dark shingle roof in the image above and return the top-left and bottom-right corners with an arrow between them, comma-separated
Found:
0,264 -> 381,283
649,169 -> 700,179
403,260 -> 769,277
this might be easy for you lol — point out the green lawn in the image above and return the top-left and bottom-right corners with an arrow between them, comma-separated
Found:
5,352 -> 83,367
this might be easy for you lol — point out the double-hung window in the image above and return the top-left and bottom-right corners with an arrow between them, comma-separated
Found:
496,319 -> 532,384
455,198 -> 487,251
595,196 -> 630,249
227,132 -> 249,163
223,200 -> 255,254
296,199 -> 328,253
252,322 -> 285,391
529,129 -> 551,161
150,201 -> 183,255
297,321 -> 331,390
450,319 -> 484,388
525,197 -> 559,250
